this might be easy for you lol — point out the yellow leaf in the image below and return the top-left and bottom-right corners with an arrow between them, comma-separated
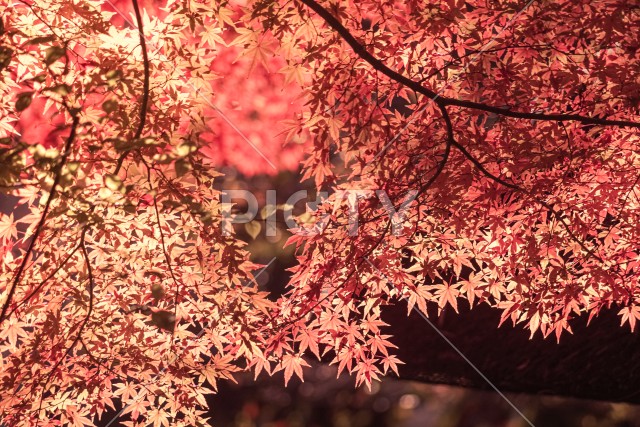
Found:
245,221 -> 261,239
104,174 -> 124,192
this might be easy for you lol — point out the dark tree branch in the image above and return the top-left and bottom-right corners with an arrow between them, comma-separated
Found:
0,114 -> 80,326
114,0 -> 151,174
297,0 -> 640,129
131,0 -> 150,141
297,0 -> 611,268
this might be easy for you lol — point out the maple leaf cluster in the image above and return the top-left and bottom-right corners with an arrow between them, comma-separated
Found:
0,0 -> 295,425
0,0 -> 639,425
243,0 -> 639,396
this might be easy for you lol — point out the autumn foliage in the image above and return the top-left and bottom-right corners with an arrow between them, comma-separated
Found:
0,0 -> 639,425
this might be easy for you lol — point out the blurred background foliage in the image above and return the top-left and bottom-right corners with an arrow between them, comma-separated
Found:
207,362 -> 640,427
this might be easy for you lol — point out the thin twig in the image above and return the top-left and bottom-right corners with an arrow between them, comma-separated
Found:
450,139 -> 604,263
6,239 -> 82,320
33,227 -> 94,425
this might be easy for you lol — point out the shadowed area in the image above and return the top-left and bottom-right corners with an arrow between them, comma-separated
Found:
384,302 -> 640,403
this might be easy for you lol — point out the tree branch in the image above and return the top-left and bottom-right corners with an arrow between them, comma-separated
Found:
114,0 -> 151,174
297,0 -> 640,129
131,0 -> 150,141
0,114 -> 80,326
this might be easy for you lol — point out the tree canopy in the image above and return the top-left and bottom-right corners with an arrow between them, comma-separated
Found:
0,0 -> 638,425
